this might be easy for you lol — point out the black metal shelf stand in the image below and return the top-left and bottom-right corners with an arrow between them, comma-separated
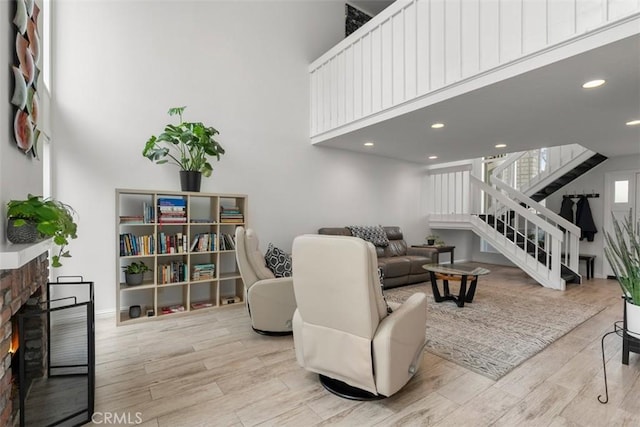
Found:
598,300 -> 640,404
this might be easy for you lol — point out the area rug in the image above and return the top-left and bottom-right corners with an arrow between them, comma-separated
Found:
385,270 -> 604,381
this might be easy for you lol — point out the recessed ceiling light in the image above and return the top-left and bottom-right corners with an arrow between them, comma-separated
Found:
431,123 -> 444,129
495,143 -> 507,148
626,119 -> 640,126
428,155 -> 438,160
582,79 -> 605,89
363,142 -> 374,147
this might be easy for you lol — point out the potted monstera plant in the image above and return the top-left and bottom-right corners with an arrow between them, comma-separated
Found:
142,106 -> 225,192
6,194 -> 78,267
604,209 -> 640,338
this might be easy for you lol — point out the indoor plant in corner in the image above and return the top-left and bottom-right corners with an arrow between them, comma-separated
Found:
604,209 -> 640,339
122,261 -> 151,286
142,106 -> 225,192
6,194 -> 78,267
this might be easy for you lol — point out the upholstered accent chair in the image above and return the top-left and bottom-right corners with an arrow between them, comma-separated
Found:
235,227 -> 296,335
291,234 -> 427,399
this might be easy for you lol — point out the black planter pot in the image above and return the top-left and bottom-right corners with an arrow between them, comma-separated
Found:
180,171 -> 202,192
7,218 -> 40,244
125,272 -> 144,286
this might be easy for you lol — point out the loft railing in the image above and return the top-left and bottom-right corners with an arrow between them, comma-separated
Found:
491,144 -> 592,195
310,0 -> 640,142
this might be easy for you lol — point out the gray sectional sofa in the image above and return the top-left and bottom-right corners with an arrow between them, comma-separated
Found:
317,226 -> 438,289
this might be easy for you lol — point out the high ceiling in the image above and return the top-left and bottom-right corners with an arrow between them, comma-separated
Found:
317,33 -> 640,165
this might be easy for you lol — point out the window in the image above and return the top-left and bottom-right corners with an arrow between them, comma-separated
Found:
614,180 -> 629,204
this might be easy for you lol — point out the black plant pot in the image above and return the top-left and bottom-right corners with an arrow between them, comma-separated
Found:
180,171 -> 202,192
7,218 -> 40,244
125,272 -> 144,286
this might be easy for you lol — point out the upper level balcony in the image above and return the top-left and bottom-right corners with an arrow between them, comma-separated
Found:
309,0 -> 640,164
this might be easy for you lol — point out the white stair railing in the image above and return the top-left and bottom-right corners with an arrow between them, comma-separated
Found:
427,165 -> 566,289
491,177 -> 580,274
470,176 -> 565,290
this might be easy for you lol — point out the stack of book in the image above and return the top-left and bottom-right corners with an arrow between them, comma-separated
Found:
220,206 -> 244,223
158,198 -> 187,224
192,263 -> 216,280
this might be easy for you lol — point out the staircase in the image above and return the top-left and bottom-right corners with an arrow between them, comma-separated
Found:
427,145 -> 606,290
528,153 -> 607,202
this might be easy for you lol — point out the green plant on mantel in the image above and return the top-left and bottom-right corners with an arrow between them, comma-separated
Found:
142,106 -> 225,177
7,194 -> 78,267
604,209 -> 640,305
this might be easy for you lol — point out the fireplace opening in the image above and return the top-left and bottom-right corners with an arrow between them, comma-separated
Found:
10,318 -> 20,426
7,278 -> 95,427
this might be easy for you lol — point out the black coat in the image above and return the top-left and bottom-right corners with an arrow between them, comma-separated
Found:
576,196 -> 597,241
559,197 -> 574,223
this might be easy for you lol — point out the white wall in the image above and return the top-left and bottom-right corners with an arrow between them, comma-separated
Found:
51,1 -> 428,313
546,154 -> 640,279
1,0 -> 44,218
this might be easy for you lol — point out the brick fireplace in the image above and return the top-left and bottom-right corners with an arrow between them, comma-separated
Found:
0,252 -> 49,426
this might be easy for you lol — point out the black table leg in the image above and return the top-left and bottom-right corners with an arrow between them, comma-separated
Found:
429,271 -> 444,302
456,275 -> 467,307
465,276 -> 478,302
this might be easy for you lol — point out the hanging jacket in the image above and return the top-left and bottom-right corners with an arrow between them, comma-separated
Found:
559,197 -> 575,224
576,196 -> 597,241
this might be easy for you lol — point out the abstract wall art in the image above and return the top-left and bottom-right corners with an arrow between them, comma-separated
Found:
11,0 -> 42,158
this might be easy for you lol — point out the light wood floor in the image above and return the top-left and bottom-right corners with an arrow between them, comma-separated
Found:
88,266 -> 640,426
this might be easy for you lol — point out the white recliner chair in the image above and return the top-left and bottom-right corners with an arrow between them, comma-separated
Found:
235,227 -> 296,335
291,234 -> 427,399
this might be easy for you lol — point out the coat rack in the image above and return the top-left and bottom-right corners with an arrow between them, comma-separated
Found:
563,191 -> 599,199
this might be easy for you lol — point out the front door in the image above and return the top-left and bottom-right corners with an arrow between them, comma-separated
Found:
603,170 -> 640,277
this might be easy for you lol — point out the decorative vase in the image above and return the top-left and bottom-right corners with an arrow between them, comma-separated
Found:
427,239 -> 435,245
129,305 -> 142,318
625,299 -> 640,339
180,170 -> 202,192
6,218 -> 40,244
125,272 -> 144,286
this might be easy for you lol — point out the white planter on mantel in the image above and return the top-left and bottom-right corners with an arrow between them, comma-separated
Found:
626,300 -> 640,340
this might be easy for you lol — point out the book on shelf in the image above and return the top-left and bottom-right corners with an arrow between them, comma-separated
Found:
190,233 -> 217,252
161,304 -> 185,314
158,197 -> 187,206
191,301 -> 213,309
191,218 -> 215,223
119,233 -> 155,256
143,202 -> 155,223
219,233 -> 236,250
158,261 -> 187,284
120,215 -> 144,224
